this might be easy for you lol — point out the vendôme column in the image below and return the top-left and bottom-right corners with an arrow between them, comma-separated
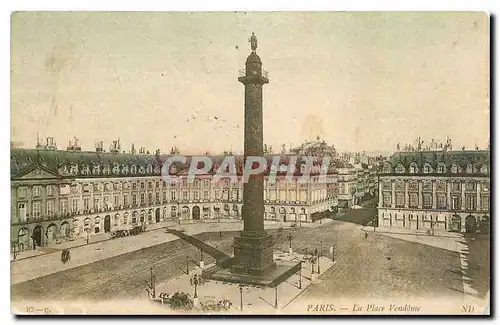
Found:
232,33 -> 276,275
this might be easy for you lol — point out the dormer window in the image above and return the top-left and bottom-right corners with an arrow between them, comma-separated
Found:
146,165 -> 153,174
102,165 -> 111,175
395,164 -> 405,173
481,164 -> 489,174
437,163 -> 446,173
409,163 -> 418,174
423,163 -> 433,174
466,163 -> 473,174
382,163 -> 391,173
130,165 -> 137,174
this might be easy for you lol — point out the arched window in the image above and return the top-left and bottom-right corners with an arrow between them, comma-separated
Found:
423,163 -> 433,174
480,164 -> 489,174
409,163 -> 418,174
466,163 -> 474,174
451,163 -> 459,174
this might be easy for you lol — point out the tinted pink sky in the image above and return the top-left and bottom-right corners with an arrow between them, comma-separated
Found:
11,12 -> 490,154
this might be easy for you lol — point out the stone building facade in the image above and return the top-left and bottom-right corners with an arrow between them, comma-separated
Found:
11,149 -> 337,251
377,150 -> 490,234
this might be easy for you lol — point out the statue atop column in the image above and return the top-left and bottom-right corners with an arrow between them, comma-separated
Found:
249,32 -> 258,52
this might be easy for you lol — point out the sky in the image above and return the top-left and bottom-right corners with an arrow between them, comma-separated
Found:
10,12 -> 490,154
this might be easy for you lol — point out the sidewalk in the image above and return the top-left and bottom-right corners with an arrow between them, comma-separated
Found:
361,225 -> 462,239
11,220 -> 175,262
11,218 -> 332,285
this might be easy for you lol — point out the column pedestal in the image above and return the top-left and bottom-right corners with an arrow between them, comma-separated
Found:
231,233 -> 276,276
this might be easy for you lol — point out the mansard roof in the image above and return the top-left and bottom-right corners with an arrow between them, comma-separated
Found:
10,148 -> 336,179
382,150 -> 490,175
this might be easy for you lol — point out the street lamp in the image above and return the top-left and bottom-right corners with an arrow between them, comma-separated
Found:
239,285 -> 244,311
190,274 -> 200,307
315,248 -> 320,274
287,234 -> 293,254
329,245 -> 335,262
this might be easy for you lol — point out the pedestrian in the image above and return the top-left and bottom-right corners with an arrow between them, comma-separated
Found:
31,236 -> 36,249
364,232 -> 368,239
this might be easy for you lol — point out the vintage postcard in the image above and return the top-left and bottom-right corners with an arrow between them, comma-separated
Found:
10,12 -> 490,315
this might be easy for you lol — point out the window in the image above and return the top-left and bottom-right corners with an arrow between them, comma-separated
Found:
409,193 -> 418,208
437,164 -> 445,173
132,182 -> 137,190
33,186 -> 41,197
18,203 -> 26,221
132,194 -> 137,206
132,213 -> 137,224
114,195 -> 119,208
83,197 -> 90,211
395,192 -> 405,208
182,178 -> 188,187
422,193 -> 432,209
232,189 -> 238,201
451,195 -> 461,210
466,195 -> 476,211
123,214 -> 128,225
382,192 -> 391,207
482,183 -> 490,192
46,201 -> 55,216
163,191 -> 167,201
395,181 -> 404,191
422,182 -> 432,192
183,191 -> 188,200
466,182 -> 476,191
451,164 -> 459,174
409,164 -> 418,173
466,164 -> 473,174
148,182 -> 152,190
171,191 -> 176,201
481,164 -> 489,174
123,195 -> 128,206
436,181 -> 446,192
451,182 -> 460,192
481,195 -> 490,211
46,186 -> 53,196
32,201 -> 41,217
203,179 -> 210,188
148,192 -> 152,204
382,181 -> 391,191
395,164 -> 405,173
156,181 -> 160,188
104,195 -> 109,209
423,164 -> 432,173
437,194 -> 446,209
140,193 -> 145,205
72,198 -> 79,212
193,191 -> 199,201
155,192 -> 160,203
214,190 -> 220,200
203,190 -> 209,200
60,199 -> 68,214
94,198 -> 100,210
141,182 -> 145,190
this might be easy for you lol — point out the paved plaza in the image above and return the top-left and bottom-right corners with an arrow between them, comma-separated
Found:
11,219 -> 490,315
